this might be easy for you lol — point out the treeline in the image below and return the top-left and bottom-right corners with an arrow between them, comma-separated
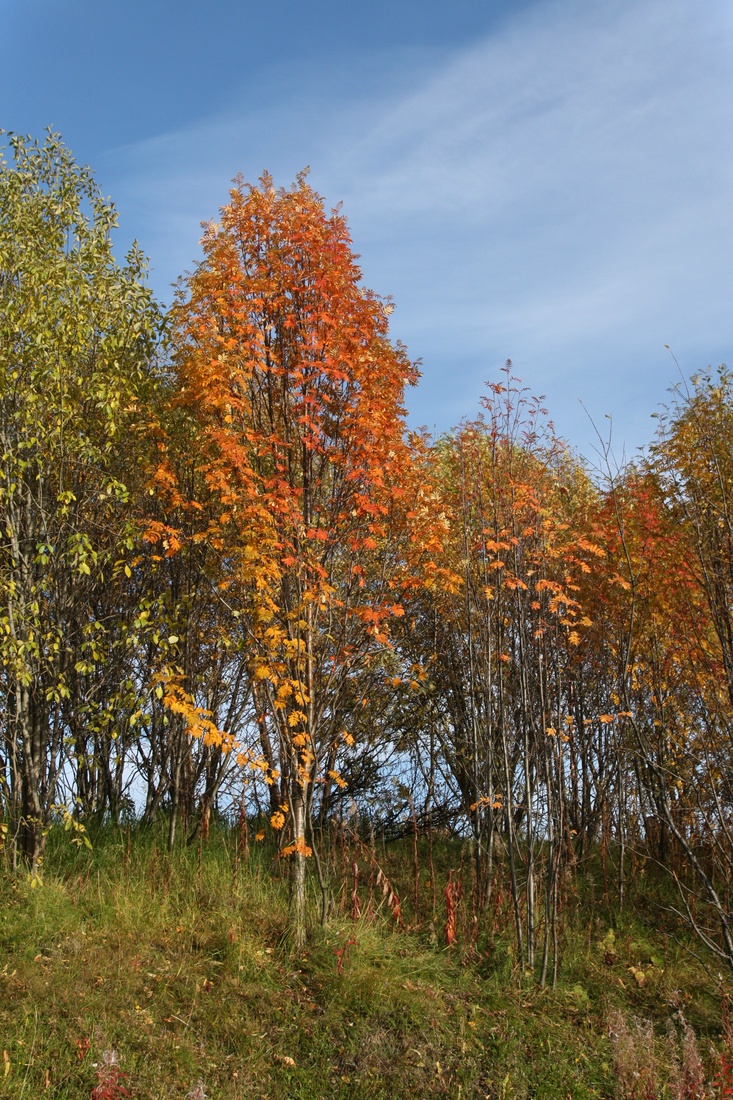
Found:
2,133 -> 733,967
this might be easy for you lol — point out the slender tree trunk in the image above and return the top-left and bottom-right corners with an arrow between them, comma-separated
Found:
500,676 -> 524,969
290,780 -> 308,948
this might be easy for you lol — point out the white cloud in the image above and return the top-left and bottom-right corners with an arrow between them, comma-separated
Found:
100,0 -> 733,457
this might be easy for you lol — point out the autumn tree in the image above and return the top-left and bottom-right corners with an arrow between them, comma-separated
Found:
0,133 -> 163,865
652,369 -> 733,713
135,404 -> 260,851
392,373 -> 606,977
601,371 -> 733,966
170,172 -> 418,943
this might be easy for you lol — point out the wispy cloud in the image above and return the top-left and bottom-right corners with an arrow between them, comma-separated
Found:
101,0 -> 733,457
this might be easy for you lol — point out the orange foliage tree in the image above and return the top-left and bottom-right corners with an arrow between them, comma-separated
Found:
394,372 -> 604,977
589,372 -> 733,966
568,382 -> 733,967
170,173 -> 418,943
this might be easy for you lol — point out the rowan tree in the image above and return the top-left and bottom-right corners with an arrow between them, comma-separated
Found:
170,172 -> 418,943
597,372 -> 733,965
135,399 -> 261,851
392,372 -> 607,976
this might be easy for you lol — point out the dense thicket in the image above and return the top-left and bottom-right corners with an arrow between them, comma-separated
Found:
2,135 -> 733,973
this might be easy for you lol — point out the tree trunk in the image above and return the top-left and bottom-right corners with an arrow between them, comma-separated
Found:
290,783 -> 308,949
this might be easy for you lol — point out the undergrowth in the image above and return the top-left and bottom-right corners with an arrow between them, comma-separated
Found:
0,825 -> 730,1098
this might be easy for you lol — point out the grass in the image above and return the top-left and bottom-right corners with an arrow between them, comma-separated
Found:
0,825 -> 730,1098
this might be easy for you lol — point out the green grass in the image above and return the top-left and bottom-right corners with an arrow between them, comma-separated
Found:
0,826 -> 729,1098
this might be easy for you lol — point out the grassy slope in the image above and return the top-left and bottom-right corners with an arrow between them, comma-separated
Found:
0,828 -> 727,1099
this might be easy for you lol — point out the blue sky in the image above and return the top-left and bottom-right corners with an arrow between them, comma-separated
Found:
4,0 -> 732,461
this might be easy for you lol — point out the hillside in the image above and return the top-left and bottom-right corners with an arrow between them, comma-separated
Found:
0,827 -> 728,1100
